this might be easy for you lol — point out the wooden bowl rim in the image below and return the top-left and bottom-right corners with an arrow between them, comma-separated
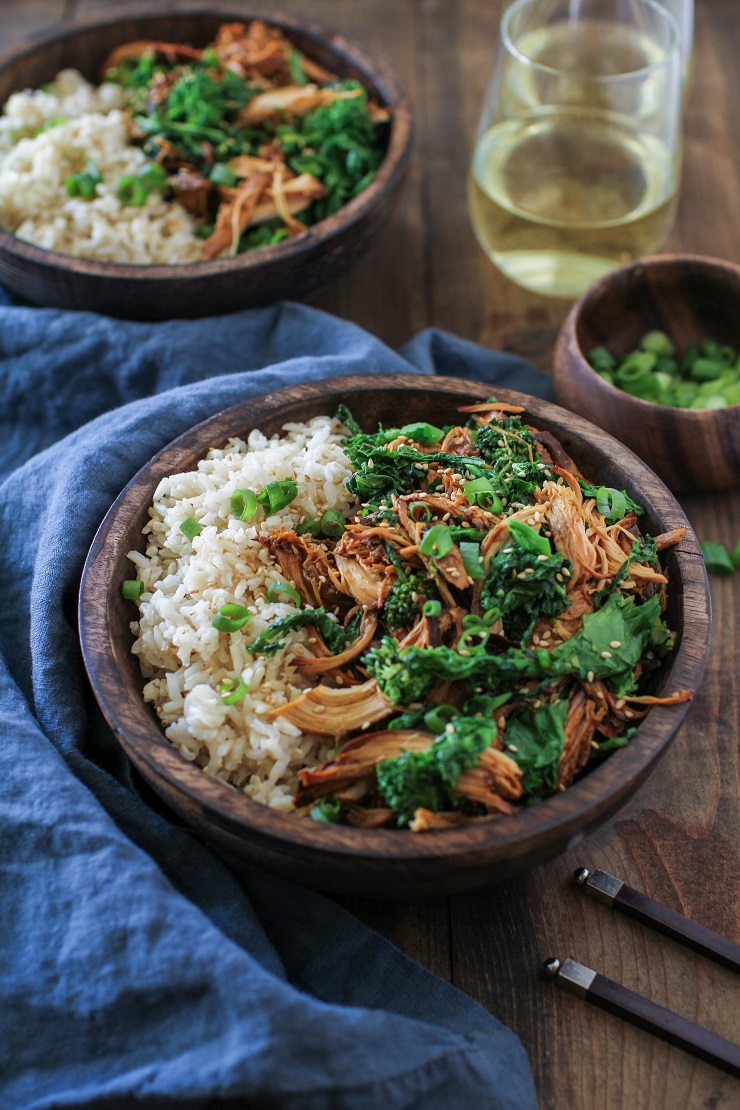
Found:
0,3 -> 413,279
78,375 -> 711,864
555,252 -> 740,416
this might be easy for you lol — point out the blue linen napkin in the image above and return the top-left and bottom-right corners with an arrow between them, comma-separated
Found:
0,299 -> 551,1110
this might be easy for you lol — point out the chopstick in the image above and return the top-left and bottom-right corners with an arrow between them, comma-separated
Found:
573,866 -> 740,974
543,957 -> 740,1079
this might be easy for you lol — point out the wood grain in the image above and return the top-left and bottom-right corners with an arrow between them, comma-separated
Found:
5,2 -> 740,1107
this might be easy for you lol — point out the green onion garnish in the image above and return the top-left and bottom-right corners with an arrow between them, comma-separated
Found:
138,162 -> 168,190
595,486 -> 627,523
266,580 -> 302,606
116,174 -> 149,206
422,599 -> 442,617
180,517 -> 202,540
64,165 -> 102,198
310,797 -> 342,823
296,518 -> 322,537
257,479 -> 298,514
459,541 -> 485,580
219,676 -> 248,705
700,541 -> 736,576
462,477 -> 503,514
399,421 -> 445,446
410,502 -> 433,522
212,603 -> 251,632
423,704 -> 457,733
418,523 -> 454,559
457,626 -> 490,655
319,509 -> 345,537
121,579 -> 144,600
209,162 -> 238,187
231,488 -> 258,520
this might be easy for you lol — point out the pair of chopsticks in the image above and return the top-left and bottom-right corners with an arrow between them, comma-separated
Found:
544,867 -> 740,1079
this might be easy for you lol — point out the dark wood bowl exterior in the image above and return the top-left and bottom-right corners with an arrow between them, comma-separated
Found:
0,6 -> 412,319
78,376 -> 711,896
553,254 -> 740,493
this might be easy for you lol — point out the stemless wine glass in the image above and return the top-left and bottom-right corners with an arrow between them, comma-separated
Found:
468,0 -> 683,298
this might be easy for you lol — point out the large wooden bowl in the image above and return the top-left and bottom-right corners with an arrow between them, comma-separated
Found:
553,254 -> 740,493
78,376 -> 710,896
0,6 -> 412,320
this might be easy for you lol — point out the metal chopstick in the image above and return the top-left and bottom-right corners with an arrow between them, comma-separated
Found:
543,957 -> 740,1079
573,866 -> 740,974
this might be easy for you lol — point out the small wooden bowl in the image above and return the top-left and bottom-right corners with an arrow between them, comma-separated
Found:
553,255 -> 740,493
0,6 -> 412,320
78,376 -> 710,897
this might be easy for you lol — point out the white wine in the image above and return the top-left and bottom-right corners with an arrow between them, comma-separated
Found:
469,111 -> 677,298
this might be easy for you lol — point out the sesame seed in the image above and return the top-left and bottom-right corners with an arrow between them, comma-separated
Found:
312,705 -> 326,715
361,720 -> 372,730
610,640 -> 622,649
587,670 -> 595,683
367,459 -> 374,468
497,716 -> 506,729
556,573 -> 564,582
335,675 -> 344,685
625,709 -> 634,718
445,723 -> 455,734
308,637 -> 318,644
533,699 -> 542,709
562,567 -> 571,577
591,741 -> 600,750
503,547 -> 513,555
615,698 -> 625,709
534,512 -> 541,522
498,439 -> 505,447
537,554 -> 549,562
507,743 -> 518,753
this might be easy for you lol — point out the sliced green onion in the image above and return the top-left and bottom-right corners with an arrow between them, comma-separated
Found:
209,162 -> 238,187
219,676 -> 248,705
418,523 -> 454,559
296,518 -> 322,537
231,488 -> 258,520
116,174 -> 149,206
700,541 -> 736,576
212,603 -> 251,632
422,599 -> 442,617
423,704 -> 457,733
399,421 -> 445,446
267,580 -> 301,606
640,330 -> 674,357
410,502 -> 433,522
462,477 -> 504,514
310,797 -> 341,823
594,487 -> 627,523
256,479 -> 298,514
457,627 -> 490,655
319,509 -> 345,537
459,540 -> 485,580
180,517 -> 202,540
138,162 -> 168,190
507,518 -> 550,555
65,166 -> 102,198
121,579 -> 144,600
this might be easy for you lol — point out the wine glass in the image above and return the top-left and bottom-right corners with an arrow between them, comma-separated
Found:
468,0 -> 683,298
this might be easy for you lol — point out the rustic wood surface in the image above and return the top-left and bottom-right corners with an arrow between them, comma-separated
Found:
5,2 -> 739,1108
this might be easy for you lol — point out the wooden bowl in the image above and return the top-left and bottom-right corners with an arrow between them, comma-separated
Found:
0,6 -> 412,320
78,375 -> 710,897
553,254 -> 740,493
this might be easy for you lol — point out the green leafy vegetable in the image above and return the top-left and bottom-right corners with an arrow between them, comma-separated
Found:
383,571 -> 437,631
504,701 -> 568,801
700,540 -> 737,576
376,717 -> 497,826
247,607 -> 347,656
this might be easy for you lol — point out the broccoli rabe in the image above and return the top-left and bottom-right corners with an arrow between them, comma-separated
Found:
376,717 -> 497,826
383,571 -> 437,631
481,541 -> 571,644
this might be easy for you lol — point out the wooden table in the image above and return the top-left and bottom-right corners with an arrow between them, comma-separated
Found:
4,2 -> 739,1107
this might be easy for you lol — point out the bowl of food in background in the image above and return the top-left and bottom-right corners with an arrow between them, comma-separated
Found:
0,6 -> 412,319
79,375 -> 710,897
554,254 -> 740,493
